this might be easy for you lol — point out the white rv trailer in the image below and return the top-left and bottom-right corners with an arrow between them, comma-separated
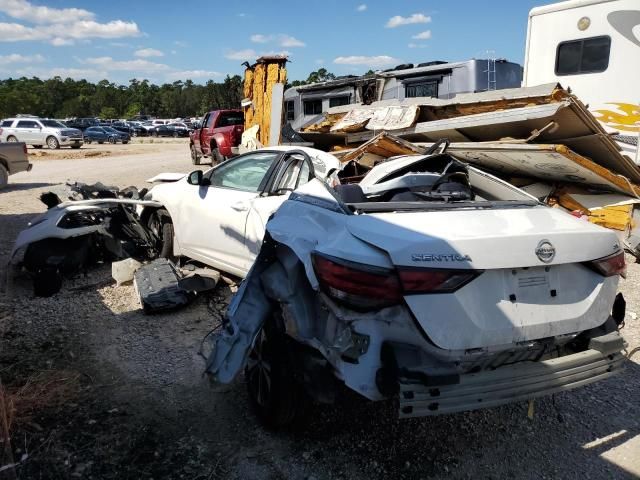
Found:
523,0 -> 640,159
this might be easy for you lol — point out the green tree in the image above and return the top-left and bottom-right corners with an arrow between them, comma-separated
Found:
99,106 -> 119,119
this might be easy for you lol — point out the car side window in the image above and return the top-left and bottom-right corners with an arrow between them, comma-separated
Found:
204,114 -> 213,128
209,152 -> 280,192
274,154 -> 313,193
1,120 -> 13,127
16,120 -> 38,128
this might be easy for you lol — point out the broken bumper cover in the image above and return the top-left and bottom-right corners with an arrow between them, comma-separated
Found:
399,333 -> 626,418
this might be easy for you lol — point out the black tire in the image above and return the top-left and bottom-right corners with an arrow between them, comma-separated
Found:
190,144 -> 201,165
245,316 -> 306,428
85,140 -> 92,144
147,209 -> 174,259
173,131 -> 179,138
71,145 -> 81,149
122,140 -> 129,144
108,136 -> 116,144
6,136 -> 18,143
33,145 -> 43,149
152,131 -> 158,138
0,164 -> 8,190
98,141 -> 104,144
46,136 -> 60,149
211,147 -> 224,165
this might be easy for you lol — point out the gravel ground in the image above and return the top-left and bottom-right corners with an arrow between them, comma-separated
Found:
0,145 -> 639,479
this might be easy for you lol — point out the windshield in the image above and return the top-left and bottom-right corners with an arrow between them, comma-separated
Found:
217,112 -> 244,127
41,120 -> 67,128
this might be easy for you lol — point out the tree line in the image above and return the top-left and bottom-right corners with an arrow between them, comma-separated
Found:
0,75 -> 244,120
0,68 -> 344,120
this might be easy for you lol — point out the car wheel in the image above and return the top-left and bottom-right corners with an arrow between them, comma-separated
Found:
147,210 -> 175,259
6,136 -> 18,143
98,141 -> 104,144
211,147 -> 224,165
132,131 -> 137,137
173,131 -> 179,138
85,140 -> 92,144
0,164 -> 8,190
190,144 -> 201,165
152,131 -> 158,138
33,145 -> 43,149
71,145 -> 81,149
108,136 -> 116,144
123,140 -> 129,144
245,314 -> 306,429
46,136 -> 60,149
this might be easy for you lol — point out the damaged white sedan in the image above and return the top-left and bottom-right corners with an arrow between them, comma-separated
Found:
205,151 -> 628,427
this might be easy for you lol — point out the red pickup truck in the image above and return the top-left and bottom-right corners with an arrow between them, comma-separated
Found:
190,110 -> 244,165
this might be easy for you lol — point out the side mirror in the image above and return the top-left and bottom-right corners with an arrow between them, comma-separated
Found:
187,170 -> 203,185
187,170 -> 210,186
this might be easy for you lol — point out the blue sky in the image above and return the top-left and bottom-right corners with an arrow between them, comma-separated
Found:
0,0 -> 543,85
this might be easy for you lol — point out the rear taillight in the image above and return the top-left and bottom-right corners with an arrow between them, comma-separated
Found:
586,251 -> 626,278
312,254 -> 402,309
312,253 -> 480,310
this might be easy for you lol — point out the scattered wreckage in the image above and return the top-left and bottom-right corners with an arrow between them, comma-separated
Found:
204,148 -> 628,426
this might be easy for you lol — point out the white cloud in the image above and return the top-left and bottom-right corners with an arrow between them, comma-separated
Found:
250,34 -> 271,43
135,48 -> 164,58
170,49 -> 177,55
0,53 -> 44,64
237,12 -> 246,17
279,35 -> 305,47
385,13 -> 431,28
165,70 -> 223,81
249,33 -> 305,47
412,30 -> 432,40
0,0 -> 141,45
334,55 -> 400,67
315,58 -> 325,65
356,4 -> 367,12
408,43 -> 427,49
82,56 -> 170,73
0,0 -> 94,24
173,40 -> 187,47
225,48 -> 257,60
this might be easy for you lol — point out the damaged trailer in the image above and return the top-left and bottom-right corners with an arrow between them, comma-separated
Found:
205,149 -> 628,426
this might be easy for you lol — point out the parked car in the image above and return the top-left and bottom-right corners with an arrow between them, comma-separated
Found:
126,122 -> 147,137
0,142 -> 31,189
0,118 -> 83,149
102,126 -> 130,144
82,126 -> 110,144
195,150 -> 626,427
64,118 -> 100,131
149,125 -> 177,138
189,110 -> 244,165
166,123 -> 189,137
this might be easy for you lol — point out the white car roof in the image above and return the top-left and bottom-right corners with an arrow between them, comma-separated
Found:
260,146 -> 341,179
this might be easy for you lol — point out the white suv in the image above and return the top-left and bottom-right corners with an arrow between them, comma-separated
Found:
0,118 -> 83,149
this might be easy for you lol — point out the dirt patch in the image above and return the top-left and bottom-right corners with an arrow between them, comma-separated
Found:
28,141 -> 188,161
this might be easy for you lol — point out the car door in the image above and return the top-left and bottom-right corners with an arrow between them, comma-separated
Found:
172,150 -> 282,275
244,151 -> 316,260
199,113 -> 214,155
14,120 -> 39,143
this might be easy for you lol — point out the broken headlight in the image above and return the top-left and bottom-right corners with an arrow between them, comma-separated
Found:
57,210 -> 107,229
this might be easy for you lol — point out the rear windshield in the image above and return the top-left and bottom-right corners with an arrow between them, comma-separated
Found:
217,112 -> 244,127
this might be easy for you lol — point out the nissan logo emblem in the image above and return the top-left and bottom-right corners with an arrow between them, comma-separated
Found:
535,240 -> 556,263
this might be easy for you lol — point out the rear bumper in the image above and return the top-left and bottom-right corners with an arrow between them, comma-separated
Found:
398,332 -> 626,418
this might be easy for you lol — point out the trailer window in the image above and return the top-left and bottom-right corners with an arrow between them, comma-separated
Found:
405,80 -> 438,98
555,36 -> 610,75
329,95 -> 351,108
303,99 -> 323,116
285,101 -> 295,121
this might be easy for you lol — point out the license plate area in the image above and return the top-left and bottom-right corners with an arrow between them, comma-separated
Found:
506,267 -> 557,303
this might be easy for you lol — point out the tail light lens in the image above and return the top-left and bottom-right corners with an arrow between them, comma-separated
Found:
312,253 -> 480,310
312,254 -> 402,310
586,251 -> 626,278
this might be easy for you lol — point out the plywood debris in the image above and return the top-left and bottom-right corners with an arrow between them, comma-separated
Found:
243,56 -> 287,146
340,132 -> 425,167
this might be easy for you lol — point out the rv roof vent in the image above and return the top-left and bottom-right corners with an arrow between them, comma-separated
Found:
393,63 -> 414,71
417,61 -> 448,67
